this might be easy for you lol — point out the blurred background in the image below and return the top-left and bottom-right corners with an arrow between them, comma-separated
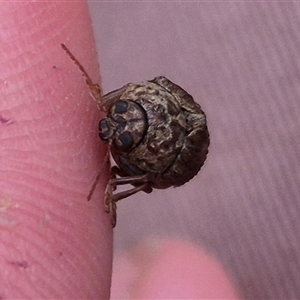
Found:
89,2 -> 300,299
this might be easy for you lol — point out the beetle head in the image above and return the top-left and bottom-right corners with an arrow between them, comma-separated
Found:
99,100 -> 148,152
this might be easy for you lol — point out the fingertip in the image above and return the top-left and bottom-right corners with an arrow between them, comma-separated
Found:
112,238 -> 240,299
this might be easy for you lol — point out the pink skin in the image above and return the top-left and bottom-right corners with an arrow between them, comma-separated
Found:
0,2 -> 112,298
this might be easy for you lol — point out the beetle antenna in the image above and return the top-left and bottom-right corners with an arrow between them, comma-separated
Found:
61,43 -> 94,84
61,43 -> 103,107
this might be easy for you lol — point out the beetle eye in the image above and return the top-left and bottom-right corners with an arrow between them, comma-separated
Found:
117,132 -> 134,151
114,100 -> 128,114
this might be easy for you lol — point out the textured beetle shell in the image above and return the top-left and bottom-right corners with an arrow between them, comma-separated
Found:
102,76 -> 209,189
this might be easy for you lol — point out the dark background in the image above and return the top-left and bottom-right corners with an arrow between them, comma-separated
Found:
89,2 -> 300,299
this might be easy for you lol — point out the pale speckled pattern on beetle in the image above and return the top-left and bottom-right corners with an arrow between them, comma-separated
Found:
61,45 -> 210,228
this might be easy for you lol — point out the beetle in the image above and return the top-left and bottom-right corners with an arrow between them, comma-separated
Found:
61,44 -> 209,227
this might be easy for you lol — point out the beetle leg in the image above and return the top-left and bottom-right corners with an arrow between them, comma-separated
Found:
87,144 -> 111,201
104,172 -> 149,209
106,182 -> 150,228
104,173 -> 150,228
110,166 -> 152,194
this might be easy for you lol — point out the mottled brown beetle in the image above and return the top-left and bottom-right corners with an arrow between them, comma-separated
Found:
61,44 -> 209,227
